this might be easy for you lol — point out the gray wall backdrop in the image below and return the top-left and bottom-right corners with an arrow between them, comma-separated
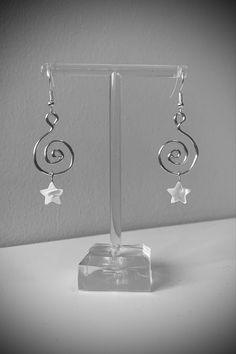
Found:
0,0 -> 235,247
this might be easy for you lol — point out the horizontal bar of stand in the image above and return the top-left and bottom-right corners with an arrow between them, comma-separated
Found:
41,63 -> 187,78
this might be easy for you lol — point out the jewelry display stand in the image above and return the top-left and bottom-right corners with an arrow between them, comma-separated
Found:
41,64 -> 187,292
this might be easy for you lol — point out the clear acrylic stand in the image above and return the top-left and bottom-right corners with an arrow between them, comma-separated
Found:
41,63 -> 187,292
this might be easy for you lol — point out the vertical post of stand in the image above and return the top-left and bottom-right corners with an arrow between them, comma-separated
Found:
109,72 -> 122,250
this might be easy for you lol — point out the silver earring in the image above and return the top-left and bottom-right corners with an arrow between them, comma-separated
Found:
33,66 -> 74,205
158,70 -> 199,204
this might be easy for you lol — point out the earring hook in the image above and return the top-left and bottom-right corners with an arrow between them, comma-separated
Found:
179,70 -> 184,93
46,64 -> 55,109
170,67 -> 185,98
46,64 -> 54,91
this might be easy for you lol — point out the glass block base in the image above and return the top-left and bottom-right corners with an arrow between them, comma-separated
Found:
78,243 -> 152,292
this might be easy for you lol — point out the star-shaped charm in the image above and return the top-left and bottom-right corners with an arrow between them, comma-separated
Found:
167,181 -> 191,204
40,182 -> 63,205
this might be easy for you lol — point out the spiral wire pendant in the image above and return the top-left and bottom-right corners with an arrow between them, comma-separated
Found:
158,110 -> 199,177
33,111 -> 74,179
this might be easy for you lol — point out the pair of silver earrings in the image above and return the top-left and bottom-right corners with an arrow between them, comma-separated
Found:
33,69 -> 198,205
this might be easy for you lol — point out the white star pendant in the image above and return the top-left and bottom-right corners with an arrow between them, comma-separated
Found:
167,181 -> 191,204
40,182 -> 63,205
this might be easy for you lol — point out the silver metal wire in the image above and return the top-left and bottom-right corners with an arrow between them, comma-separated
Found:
33,67 -> 74,179
158,70 -> 199,177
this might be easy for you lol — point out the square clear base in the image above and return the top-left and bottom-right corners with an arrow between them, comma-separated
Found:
78,243 -> 152,292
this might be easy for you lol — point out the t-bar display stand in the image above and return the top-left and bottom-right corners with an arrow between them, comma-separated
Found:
41,63 -> 187,292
